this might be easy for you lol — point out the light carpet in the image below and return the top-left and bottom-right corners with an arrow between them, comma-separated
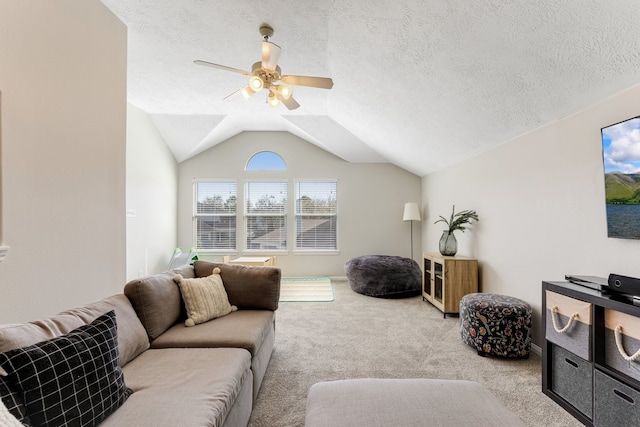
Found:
279,277 -> 334,302
249,279 -> 582,427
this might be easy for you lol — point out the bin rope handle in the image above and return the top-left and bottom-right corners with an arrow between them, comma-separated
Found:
614,325 -> 640,362
551,306 -> 578,334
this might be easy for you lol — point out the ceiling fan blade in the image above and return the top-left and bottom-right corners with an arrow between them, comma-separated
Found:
275,92 -> 300,110
281,74 -> 334,89
194,60 -> 251,76
262,41 -> 281,71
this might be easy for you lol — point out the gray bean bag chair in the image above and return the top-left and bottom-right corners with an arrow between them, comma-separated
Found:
344,255 -> 421,298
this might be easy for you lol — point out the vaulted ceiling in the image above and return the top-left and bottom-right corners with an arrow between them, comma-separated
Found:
101,0 -> 640,177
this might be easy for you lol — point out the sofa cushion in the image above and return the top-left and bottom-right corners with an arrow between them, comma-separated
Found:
150,310 -> 275,357
174,268 -> 237,327
0,294 -> 149,367
0,375 -> 30,425
101,348 -> 252,427
0,311 -> 132,427
69,294 -> 150,366
194,261 -> 281,311
124,265 -> 195,340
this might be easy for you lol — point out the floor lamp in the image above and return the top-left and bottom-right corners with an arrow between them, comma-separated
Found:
403,202 -> 421,259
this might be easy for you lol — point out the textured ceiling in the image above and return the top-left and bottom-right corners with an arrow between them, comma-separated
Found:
101,0 -> 640,176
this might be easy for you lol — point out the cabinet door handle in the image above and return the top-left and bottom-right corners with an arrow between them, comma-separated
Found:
564,357 -> 579,368
551,306 -> 579,333
614,324 -> 640,362
613,388 -> 635,405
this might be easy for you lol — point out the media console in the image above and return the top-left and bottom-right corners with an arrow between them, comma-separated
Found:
542,281 -> 640,426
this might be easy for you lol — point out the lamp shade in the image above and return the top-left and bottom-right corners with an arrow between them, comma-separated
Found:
267,91 -> 280,107
249,75 -> 264,91
240,85 -> 257,99
276,84 -> 292,99
403,202 -> 421,221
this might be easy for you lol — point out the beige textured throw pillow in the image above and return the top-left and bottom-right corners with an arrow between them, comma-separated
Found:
174,268 -> 237,327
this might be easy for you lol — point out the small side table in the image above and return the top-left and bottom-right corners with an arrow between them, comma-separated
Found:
422,252 -> 478,317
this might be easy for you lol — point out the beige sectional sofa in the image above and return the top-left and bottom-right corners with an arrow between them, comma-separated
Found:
0,260 -> 280,427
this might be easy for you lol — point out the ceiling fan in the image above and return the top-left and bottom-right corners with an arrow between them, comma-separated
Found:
194,24 -> 334,110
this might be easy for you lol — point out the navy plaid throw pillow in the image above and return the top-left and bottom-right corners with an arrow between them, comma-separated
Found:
0,310 -> 132,426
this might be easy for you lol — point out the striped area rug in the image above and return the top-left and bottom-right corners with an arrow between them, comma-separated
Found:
279,277 -> 334,302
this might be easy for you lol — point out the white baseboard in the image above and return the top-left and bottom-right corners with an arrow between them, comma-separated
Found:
531,343 -> 542,357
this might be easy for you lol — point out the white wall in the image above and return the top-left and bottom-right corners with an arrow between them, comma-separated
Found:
0,1 -> 127,322
423,84 -> 640,346
178,131 -> 422,276
126,104 -> 178,280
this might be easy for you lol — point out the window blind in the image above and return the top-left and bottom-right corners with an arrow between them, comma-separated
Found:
295,181 -> 337,250
193,181 -> 237,250
245,181 -> 287,250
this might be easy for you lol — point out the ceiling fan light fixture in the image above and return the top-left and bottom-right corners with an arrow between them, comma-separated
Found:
267,92 -> 280,108
194,24 -> 333,109
277,84 -> 292,100
249,75 -> 264,91
240,85 -> 256,99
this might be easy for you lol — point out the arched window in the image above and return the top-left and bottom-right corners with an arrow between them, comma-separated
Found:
246,151 -> 286,171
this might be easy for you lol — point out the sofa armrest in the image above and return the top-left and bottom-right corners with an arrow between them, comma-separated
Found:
193,261 -> 281,311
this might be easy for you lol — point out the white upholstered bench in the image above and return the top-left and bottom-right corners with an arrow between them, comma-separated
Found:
305,378 -> 525,427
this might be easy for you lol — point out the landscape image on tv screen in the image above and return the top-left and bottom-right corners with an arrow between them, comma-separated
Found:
601,115 -> 640,239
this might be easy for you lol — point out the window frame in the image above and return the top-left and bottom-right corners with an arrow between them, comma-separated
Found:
192,179 -> 238,252
294,180 -> 338,253
244,180 -> 289,253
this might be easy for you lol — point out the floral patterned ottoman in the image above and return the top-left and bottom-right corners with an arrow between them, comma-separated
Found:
460,293 -> 531,358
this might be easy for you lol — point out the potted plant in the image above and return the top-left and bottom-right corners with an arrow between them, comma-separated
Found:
434,205 -> 479,256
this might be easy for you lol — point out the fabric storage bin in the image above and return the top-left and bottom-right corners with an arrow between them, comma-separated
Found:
604,308 -> 640,382
594,370 -> 640,426
545,291 -> 592,360
551,344 -> 593,417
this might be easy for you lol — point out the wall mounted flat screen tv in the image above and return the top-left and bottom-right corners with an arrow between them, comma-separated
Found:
601,115 -> 640,239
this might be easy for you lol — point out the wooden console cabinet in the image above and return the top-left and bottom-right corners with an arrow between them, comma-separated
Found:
543,281 -> 640,426
422,252 -> 478,317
